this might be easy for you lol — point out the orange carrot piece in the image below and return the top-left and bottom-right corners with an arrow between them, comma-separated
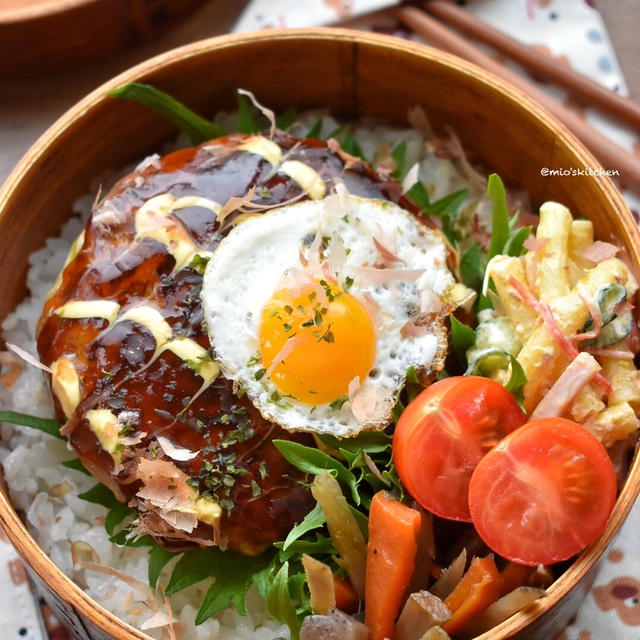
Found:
442,555 -> 502,636
334,575 -> 359,614
498,562 -> 535,598
364,491 -> 422,640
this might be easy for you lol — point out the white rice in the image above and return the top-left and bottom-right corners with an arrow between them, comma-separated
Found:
0,115 -> 479,639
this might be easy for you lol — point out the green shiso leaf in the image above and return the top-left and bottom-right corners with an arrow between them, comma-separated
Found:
61,458 -> 91,475
266,562 -> 302,640
194,548 -> 274,623
108,83 -> 224,144
273,439 -> 360,505
0,410 -> 63,439
148,545 -> 178,590
77,483 -> 119,508
78,483 -> 139,539
104,502 -> 132,536
165,548 -> 216,595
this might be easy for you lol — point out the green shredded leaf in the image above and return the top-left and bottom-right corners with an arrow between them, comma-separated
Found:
326,124 -> 350,140
503,224 -> 533,257
487,174 -> 510,260
276,534 -> 337,562
108,83 -> 224,144
340,134 -> 366,161
266,562 -> 302,640
450,316 -> 476,368
318,431 -> 390,455
505,355 -> 527,396
276,106 -> 298,130
282,502 -> 325,550
306,118 -> 323,139
61,458 -> 90,475
252,555 -> 277,599
148,545 -> 178,590
424,188 -> 468,219
237,93 -> 260,134
459,243 -> 486,293
0,410 -> 63,439
390,141 -> 407,180
273,439 -> 360,505
406,181 -> 431,210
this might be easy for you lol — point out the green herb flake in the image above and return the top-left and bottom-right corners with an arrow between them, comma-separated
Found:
118,424 -> 134,437
255,368 -> 267,381
188,254 -> 210,276
251,480 -> 263,498
329,395 -> 348,410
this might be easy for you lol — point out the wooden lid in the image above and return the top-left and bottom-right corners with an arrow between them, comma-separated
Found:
0,0 -> 203,78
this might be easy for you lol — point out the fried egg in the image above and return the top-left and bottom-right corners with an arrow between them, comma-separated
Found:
201,193 -> 456,437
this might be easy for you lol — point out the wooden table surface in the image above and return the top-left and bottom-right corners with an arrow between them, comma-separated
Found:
0,0 -> 637,186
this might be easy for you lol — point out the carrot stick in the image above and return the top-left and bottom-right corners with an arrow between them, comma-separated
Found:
334,575 -> 359,614
498,562 -> 535,598
364,491 -> 422,640
442,555 -> 502,636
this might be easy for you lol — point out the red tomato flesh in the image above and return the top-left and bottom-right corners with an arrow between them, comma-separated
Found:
393,376 -> 526,521
468,417 -> 617,566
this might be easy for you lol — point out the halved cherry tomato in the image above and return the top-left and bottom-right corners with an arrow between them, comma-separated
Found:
468,417 -> 617,566
392,376 -> 526,521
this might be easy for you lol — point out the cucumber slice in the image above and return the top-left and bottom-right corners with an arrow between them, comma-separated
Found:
594,312 -> 632,347
584,283 -> 627,330
474,317 -> 521,356
465,348 -> 511,377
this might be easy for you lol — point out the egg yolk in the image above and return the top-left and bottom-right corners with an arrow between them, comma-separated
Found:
259,280 -> 376,405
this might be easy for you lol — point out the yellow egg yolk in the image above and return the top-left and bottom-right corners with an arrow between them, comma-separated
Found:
259,279 -> 376,405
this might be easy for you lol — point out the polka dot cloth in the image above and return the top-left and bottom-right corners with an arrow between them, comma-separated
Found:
3,1 -> 639,639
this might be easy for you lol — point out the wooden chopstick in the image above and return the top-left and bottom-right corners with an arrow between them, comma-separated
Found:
393,5 -> 640,191
423,0 -> 640,131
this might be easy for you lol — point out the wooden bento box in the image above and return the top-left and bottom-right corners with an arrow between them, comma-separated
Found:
0,29 -> 638,640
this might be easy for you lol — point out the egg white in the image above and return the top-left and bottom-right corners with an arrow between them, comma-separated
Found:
201,194 -> 455,437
